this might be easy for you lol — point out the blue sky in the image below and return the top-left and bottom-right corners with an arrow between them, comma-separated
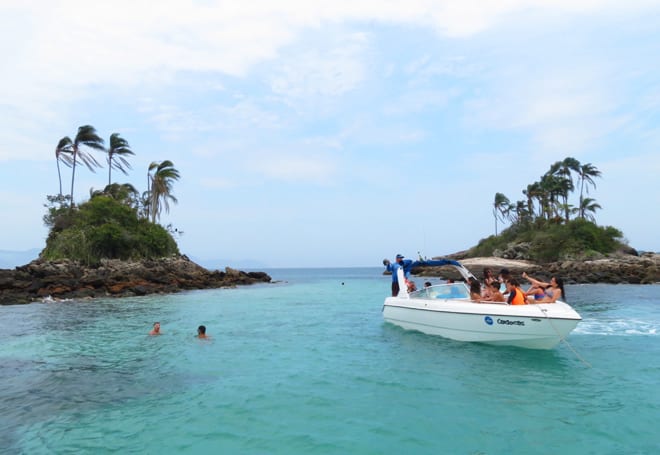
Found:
1,1 -> 659,268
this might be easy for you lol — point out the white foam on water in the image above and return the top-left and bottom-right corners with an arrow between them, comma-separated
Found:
575,318 -> 659,336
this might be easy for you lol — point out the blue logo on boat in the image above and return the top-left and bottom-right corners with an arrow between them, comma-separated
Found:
484,316 -> 493,325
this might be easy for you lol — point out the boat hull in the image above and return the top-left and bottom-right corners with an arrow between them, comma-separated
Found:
383,297 -> 581,350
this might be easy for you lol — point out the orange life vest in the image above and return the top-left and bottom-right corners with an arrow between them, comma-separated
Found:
509,288 -> 526,305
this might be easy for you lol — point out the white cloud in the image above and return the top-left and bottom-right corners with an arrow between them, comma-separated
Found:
140,99 -> 283,140
252,153 -> 338,184
383,89 -> 458,116
5,0 -> 656,107
199,177 -> 238,189
269,31 -> 369,101
464,66 -> 628,153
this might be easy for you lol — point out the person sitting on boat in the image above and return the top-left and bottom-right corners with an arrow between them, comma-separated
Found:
482,268 -> 496,287
523,280 -> 547,301
505,279 -> 527,305
482,281 -> 505,303
497,268 -> 511,292
383,254 -> 414,296
480,277 -> 497,300
522,272 -> 565,303
468,277 -> 482,302
406,279 -> 417,293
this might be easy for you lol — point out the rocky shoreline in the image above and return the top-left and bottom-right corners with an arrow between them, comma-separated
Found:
412,253 -> 660,284
0,256 -> 272,305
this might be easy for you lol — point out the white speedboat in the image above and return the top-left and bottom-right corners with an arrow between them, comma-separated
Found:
382,260 -> 582,349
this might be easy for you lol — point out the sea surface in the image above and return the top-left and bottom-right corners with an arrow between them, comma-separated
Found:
1,268 -> 659,454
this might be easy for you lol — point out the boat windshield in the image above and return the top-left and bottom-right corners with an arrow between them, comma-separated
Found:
409,283 -> 470,300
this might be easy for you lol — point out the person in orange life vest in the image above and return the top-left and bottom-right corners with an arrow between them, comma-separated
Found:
506,279 -> 526,305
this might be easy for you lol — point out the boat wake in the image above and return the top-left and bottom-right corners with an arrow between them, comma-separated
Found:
575,318 -> 658,336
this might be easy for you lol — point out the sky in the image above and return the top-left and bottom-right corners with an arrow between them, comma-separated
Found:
1,0 -> 659,268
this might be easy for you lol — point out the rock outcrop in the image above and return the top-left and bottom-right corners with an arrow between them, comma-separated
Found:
412,253 -> 660,284
0,256 -> 272,305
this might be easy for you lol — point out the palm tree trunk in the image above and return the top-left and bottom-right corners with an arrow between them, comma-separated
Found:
579,178 -> 585,219
57,160 -> 63,196
70,153 -> 78,207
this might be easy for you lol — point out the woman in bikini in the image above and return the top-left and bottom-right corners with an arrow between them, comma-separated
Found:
522,272 -> 565,303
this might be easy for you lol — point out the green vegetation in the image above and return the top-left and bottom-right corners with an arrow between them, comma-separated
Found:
42,188 -> 180,265
44,125 -> 182,265
477,157 -> 625,262
470,218 -> 624,262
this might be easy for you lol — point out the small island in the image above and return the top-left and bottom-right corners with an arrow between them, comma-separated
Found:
412,157 -> 659,284
0,125 -> 271,305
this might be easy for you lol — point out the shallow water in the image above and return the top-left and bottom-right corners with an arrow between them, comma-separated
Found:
1,268 -> 659,454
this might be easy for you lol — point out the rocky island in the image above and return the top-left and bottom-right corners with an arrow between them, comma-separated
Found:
0,256 -> 271,305
411,252 -> 660,284
0,131 -> 274,305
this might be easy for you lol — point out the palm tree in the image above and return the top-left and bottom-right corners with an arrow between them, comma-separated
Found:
556,157 -> 580,221
510,200 -> 529,225
555,176 -> 574,221
577,163 -> 602,219
539,173 -> 559,219
55,138 -> 74,197
148,160 -> 181,223
523,181 -> 544,219
493,192 -> 510,235
107,133 -> 135,185
90,183 -> 140,207
579,197 -> 602,222
57,125 -> 105,205
557,157 -> 581,184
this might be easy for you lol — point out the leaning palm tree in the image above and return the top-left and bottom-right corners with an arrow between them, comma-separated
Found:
107,133 -> 135,185
148,160 -> 181,223
555,176 -> 574,222
58,125 -> 105,205
55,138 -> 74,197
579,197 -> 602,222
577,163 -> 602,219
493,192 -> 510,235
556,157 -> 580,221
523,181 -> 544,219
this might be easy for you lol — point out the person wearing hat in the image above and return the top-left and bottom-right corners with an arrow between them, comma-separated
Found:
383,254 -> 414,296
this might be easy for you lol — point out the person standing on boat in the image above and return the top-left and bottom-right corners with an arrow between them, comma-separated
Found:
383,254 -> 414,296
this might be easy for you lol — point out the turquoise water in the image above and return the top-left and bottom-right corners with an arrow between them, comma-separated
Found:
1,268 -> 659,454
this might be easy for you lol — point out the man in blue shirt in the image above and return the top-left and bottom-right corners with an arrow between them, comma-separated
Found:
383,254 -> 414,296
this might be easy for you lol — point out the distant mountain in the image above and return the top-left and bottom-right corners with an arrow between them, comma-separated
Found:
188,256 -> 268,271
0,249 -> 41,269
0,250 -> 267,271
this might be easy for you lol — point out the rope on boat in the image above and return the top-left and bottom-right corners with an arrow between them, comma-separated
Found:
538,306 -> 592,368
